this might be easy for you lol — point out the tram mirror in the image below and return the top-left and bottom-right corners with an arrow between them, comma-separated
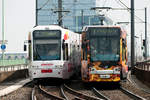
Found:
122,39 -> 126,47
28,40 -> 31,44
141,46 -> 144,50
24,45 -> 27,51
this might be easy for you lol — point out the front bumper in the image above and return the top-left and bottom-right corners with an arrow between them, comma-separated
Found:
88,74 -> 120,82
86,68 -> 120,82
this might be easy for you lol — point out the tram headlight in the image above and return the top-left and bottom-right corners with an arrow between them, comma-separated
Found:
113,67 -> 120,74
32,66 -> 39,68
89,67 -> 96,74
91,68 -> 95,71
55,65 -> 63,68
90,67 -> 96,72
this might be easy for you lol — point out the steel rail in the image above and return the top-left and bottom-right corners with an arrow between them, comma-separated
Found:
128,71 -> 150,94
91,84 -> 146,100
60,85 -> 69,100
92,87 -> 111,100
31,86 -> 37,100
120,87 -> 146,100
63,84 -> 103,100
39,85 -> 65,100
61,84 -> 86,100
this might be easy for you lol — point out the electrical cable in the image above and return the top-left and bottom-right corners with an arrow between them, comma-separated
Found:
116,0 -> 148,24
38,0 -> 50,10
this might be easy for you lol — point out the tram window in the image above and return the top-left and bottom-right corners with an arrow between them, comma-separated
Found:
122,48 -> 125,61
63,40 -> 65,60
122,39 -> 126,61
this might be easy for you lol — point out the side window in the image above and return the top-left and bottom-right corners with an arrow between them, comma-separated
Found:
122,39 -> 126,61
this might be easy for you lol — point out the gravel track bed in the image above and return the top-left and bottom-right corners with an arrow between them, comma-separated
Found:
0,82 -> 33,100
121,80 -> 150,100
100,89 -> 133,100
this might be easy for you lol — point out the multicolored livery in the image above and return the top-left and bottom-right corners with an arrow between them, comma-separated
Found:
81,25 -> 128,82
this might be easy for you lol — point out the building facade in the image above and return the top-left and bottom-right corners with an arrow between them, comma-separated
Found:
37,0 -> 101,32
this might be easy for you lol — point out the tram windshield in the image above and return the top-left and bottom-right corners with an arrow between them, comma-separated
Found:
33,30 -> 61,61
89,27 -> 120,61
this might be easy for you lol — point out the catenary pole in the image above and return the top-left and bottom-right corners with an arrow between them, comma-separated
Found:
131,0 -> 135,70
36,0 -> 38,26
58,0 -> 63,26
2,0 -> 5,61
145,7 -> 147,59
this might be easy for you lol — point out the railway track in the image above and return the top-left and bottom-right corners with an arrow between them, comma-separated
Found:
120,87 -> 146,100
31,85 -> 65,100
63,83 -> 102,100
127,70 -> 150,94
31,78 -> 148,100
121,71 -> 150,99
92,86 -> 146,100
31,86 -> 37,100
31,83 -> 104,100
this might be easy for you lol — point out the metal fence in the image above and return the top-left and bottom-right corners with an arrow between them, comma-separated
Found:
0,59 -> 27,66
136,61 -> 150,71
0,59 -> 28,72
0,64 -> 28,72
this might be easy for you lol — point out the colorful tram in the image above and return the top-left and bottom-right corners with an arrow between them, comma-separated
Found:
27,25 -> 81,80
81,25 -> 128,82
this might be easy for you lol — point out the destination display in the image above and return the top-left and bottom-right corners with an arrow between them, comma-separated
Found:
89,27 -> 120,36
33,30 -> 61,38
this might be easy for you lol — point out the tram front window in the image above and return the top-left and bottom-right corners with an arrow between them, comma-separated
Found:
33,30 -> 61,61
90,37 -> 120,61
34,40 -> 61,60
89,28 -> 120,61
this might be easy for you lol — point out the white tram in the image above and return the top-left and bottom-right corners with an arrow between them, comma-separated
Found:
27,25 -> 81,80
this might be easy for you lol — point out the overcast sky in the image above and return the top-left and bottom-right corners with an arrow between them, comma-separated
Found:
0,0 -> 35,53
0,0 -> 150,53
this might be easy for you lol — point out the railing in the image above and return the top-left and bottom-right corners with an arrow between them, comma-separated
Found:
0,59 -> 28,72
0,59 -> 27,66
0,64 -> 28,72
136,61 -> 150,71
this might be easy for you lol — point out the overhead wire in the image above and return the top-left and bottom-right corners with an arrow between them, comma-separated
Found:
117,0 -> 129,9
38,0 -> 51,10
117,0 -> 147,24
37,0 -> 150,26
